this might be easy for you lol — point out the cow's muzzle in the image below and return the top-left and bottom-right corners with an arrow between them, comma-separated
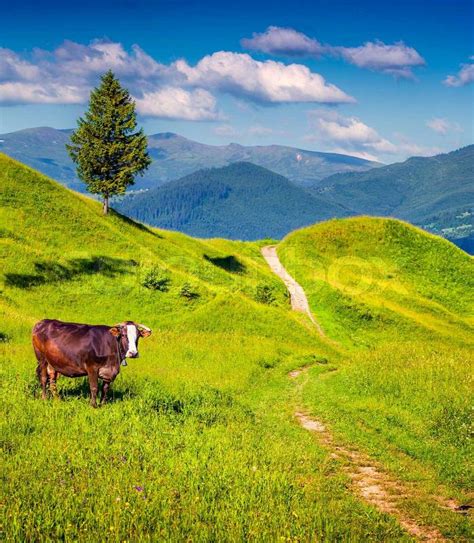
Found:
126,351 -> 139,359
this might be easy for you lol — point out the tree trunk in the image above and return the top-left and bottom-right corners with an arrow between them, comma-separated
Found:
103,195 -> 109,215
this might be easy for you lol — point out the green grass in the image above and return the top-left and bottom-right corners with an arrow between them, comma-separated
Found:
0,154 -> 411,541
1,155 -> 472,541
279,218 -> 474,539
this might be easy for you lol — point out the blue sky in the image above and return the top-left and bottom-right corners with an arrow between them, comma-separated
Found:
0,0 -> 472,162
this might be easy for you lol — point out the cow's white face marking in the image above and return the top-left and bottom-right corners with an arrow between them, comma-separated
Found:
125,324 -> 138,358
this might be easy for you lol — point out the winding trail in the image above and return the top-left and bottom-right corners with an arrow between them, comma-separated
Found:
261,246 -> 324,336
262,246 -> 468,542
289,367 -> 452,542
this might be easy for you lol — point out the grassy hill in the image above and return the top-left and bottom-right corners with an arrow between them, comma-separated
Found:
279,218 -> 473,526
313,146 -> 474,246
1,154 -> 472,540
116,162 -> 351,239
279,217 -> 473,347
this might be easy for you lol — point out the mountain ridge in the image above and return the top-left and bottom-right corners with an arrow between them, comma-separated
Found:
312,144 -> 474,244
0,126 -> 379,191
116,161 -> 352,240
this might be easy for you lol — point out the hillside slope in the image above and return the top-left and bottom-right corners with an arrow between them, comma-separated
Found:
1,155 -> 472,540
279,217 -> 473,347
277,218 -> 473,518
314,146 -> 474,245
0,126 -> 378,191
116,162 -> 351,239
1,153 -> 399,542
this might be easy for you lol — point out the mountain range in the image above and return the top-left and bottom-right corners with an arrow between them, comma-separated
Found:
0,126 -> 378,191
310,145 -> 474,246
1,126 -> 472,251
116,147 -> 474,249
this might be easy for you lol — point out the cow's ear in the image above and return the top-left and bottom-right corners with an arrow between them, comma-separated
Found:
109,326 -> 121,337
138,325 -> 152,338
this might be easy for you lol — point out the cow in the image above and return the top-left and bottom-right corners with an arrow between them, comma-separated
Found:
32,319 -> 152,407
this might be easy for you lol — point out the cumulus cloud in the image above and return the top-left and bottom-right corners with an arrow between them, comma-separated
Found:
0,81 -> 85,105
306,109 -> 395,160
241,27 -> 425,78
136,87 -> 220,121
241,26 -> 324,57
0,40 -> 168,107
334,41 -> 425,78
443,57 -> 474,87
0,40 -> 354,117
173,51 -> 354,104
426,117 -> 462,135
305,110 -> 439,161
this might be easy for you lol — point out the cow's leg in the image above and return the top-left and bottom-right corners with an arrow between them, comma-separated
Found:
101,381 -> 110,405
37,362 -> 48,400
34,347 -> 48,400
87,369 -> 99,408
47,364 -> 59,399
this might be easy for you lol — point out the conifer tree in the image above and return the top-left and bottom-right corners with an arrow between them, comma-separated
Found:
67,70 -> 151,214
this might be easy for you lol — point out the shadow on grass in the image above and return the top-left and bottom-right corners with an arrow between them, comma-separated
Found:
59,378 -> 135,403
5,256 -> 135,289
203,254 -> 246,273
109,208 -> 163,238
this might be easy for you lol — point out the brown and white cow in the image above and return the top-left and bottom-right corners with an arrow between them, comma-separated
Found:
32,319 -> 152,407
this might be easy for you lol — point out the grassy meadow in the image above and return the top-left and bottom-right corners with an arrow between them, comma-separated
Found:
1,154 -> 473,541
279,218 -> 474,539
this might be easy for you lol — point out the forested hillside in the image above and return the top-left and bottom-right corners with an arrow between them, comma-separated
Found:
116,162 -> 351,239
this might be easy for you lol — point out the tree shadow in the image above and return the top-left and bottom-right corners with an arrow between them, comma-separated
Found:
109,208 -> 163,238
203,254 -> 246,273
4,256 -> 134,289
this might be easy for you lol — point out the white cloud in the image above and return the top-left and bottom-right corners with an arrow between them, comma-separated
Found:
136,87 -> 220,121
0,40 -> 168,107
443,57 -> 474,87
0,48 -> 41,82
335,41 -> 425,78
241,27 -> 425,79
0,40 -> 354,117
241,26 -> 324,57
174,51 -> 354,104
0,81 -> 85,104
393,139 -> 442,157
306,109 -> 440,161
426,117 -> 462,135
306,109 -> 396,160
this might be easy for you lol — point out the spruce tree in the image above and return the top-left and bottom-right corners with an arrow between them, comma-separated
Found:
67,70 -> 151,214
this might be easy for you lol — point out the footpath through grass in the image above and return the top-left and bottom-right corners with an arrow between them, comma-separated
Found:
279,218 -> 474,540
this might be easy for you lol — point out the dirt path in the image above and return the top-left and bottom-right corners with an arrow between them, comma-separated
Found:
263,245 -> 469,541
261,246 -> 324,336
289,367 -> 471,542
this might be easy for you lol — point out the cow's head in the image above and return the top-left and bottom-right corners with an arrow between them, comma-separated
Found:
109,322 -> 152,361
